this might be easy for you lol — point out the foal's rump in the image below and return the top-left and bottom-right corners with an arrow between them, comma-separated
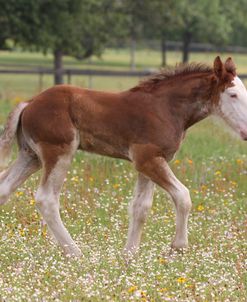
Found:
21,87 -> 76,147
0,85 -> 81,172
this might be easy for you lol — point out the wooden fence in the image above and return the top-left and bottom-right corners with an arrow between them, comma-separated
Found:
0,67 -> 156,88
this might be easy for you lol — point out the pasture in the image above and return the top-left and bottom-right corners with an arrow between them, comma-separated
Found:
0,49 -> 246,301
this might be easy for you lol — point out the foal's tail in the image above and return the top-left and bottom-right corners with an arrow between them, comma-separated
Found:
0,102 -> 29,168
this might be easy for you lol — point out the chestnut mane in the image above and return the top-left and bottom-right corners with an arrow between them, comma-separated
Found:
132,62 -> 213,91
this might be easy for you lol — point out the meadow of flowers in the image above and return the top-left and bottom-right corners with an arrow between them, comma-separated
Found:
0,116 -> 246,302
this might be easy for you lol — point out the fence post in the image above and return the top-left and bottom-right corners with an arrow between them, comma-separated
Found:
38,70 -> 43,92
67,70 -> 71,84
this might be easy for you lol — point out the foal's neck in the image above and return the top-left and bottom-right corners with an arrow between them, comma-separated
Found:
163,72 -> 215,130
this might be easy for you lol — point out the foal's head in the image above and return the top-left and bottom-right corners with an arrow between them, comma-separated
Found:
213,56 -> 247,140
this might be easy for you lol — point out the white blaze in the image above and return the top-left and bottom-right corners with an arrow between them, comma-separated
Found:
217,76 -> 247,140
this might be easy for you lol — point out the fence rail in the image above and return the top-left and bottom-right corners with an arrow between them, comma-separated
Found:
0,68 -> 153,76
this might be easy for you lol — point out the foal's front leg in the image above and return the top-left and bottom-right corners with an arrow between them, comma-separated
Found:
135,156 -> 192,250
124,173 -> 154,254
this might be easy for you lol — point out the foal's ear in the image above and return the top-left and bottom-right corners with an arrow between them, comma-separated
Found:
225,57 -> 236,76
213,56 -> 224,79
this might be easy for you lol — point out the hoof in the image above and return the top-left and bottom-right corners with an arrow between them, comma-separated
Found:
63,245 -> 82,258
122,247 -> 138,265
171,239 -> 188,250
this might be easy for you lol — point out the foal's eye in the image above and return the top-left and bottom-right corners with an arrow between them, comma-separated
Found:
230,94 -> 237,98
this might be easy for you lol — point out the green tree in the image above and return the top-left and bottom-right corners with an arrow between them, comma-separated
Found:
157,1 -> 181,66
141,0 -> 182,66
176,0 -> 233,62
118,0 -> 154,70
226,0 -> 247,48
0,9 -> 10,49
0,0 -> 117,84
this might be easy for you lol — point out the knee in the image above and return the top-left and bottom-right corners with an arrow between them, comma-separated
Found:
173,186 -> 192,212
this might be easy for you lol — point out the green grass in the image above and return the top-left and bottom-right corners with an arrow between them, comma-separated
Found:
0,49 -> 247,301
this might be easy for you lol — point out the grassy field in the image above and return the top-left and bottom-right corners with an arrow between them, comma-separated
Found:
0,49 -> 247,301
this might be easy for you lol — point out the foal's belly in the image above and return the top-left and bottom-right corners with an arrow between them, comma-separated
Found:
78,131 -> 130,160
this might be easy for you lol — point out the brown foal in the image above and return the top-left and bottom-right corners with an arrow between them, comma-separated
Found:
1,56 -> 247,257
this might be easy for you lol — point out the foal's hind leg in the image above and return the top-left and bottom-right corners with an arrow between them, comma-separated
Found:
35,143 -> 81,257
0,150 -> 40,205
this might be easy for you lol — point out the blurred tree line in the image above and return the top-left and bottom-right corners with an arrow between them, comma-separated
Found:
0,0 -> 247,84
